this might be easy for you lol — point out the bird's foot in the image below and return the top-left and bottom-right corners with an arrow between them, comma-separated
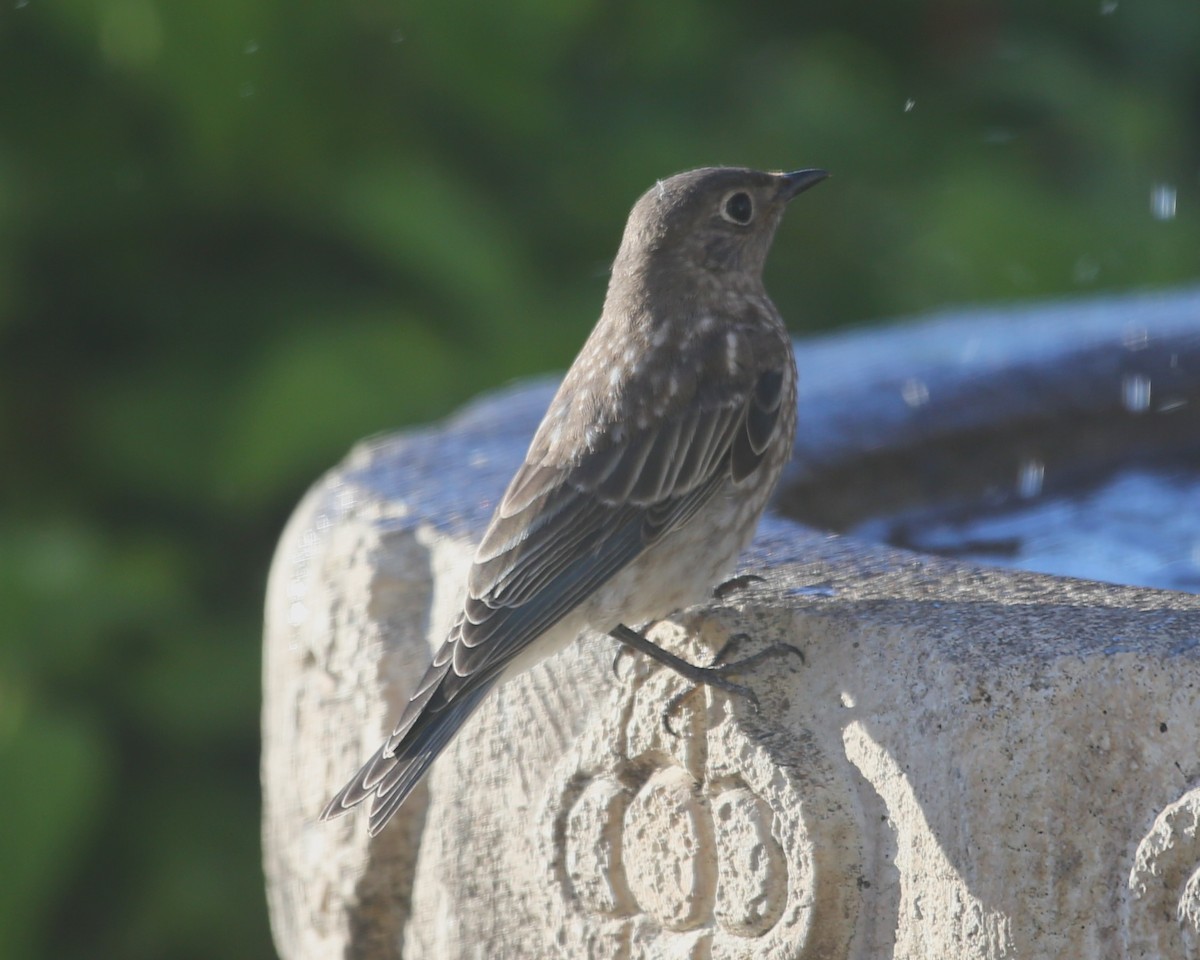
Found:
608,623 -> 805,737
712,631 -> 806,669
712,573 -> 765,600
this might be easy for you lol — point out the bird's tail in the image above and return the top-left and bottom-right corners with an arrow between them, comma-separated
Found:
319,679 -> 496,836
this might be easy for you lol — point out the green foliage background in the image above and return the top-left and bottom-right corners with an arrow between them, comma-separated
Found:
0,0 -> 1196,956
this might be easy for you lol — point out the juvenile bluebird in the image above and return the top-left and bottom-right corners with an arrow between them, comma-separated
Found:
321,166 -> 828,835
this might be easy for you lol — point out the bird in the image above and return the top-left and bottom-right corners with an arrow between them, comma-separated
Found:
320,165 -> 828,836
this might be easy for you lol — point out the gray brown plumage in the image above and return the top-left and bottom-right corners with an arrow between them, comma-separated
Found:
321,166 -> 827,835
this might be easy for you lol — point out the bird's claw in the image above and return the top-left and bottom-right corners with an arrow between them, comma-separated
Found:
659,666 -> 763,737
609,623 -> 802,737
661,686 -> 697,738
612,644 -> 633,679
713,631 -> 749,665
713,574 -> 765,600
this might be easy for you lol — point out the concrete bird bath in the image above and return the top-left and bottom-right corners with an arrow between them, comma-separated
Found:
263,286 -> 1200,959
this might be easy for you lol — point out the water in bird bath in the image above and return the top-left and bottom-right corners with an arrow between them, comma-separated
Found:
782,294 -> 1200,595
850,465 -> 1200,593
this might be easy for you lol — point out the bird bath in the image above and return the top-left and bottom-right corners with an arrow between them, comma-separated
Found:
263,286 -> 1200,960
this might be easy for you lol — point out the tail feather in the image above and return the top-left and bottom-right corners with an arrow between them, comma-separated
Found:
319,678 -> 497,836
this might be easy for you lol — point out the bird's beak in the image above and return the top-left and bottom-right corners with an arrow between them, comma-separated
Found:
778,168 -> 829,201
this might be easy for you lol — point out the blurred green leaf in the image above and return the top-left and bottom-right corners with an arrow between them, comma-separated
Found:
218,309 -> 462,508
0,709 -> 111,960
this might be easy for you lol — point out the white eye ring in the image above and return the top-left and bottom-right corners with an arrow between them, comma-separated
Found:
720,190 -> 754,225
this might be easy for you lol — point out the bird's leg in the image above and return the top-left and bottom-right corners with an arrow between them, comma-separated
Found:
611,620 -> 666,678
608,623 -> 805,736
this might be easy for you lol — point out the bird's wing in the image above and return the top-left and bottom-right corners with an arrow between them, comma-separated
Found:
321,363 -> 788,832
454,360 -> 788,683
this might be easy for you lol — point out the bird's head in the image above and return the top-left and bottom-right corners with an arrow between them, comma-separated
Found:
613,166 -> 828,284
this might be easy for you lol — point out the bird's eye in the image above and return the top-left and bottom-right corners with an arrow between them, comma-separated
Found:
721,191 -> 754,225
